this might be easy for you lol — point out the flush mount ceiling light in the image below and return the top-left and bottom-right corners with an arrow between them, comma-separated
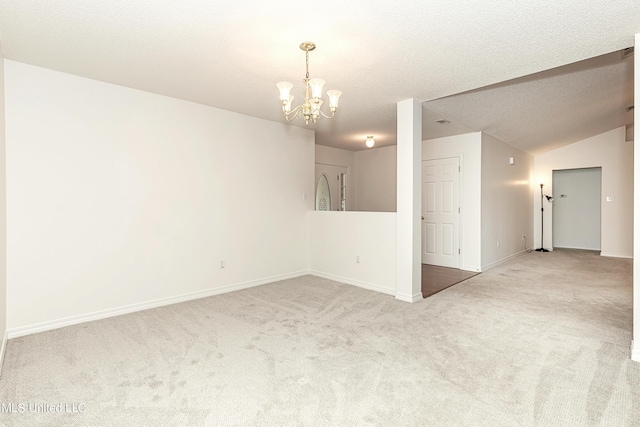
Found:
277,42 -> 342,125
365,136 -> 375,148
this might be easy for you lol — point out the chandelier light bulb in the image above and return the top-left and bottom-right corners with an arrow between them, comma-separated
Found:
365,136 -> 375,148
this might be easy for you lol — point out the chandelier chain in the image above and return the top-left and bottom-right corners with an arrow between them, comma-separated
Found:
305,50 -> 310,80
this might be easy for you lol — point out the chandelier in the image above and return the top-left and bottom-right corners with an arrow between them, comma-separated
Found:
277,42 -> 342,125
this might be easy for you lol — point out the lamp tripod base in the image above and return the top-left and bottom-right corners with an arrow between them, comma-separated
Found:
534,248 -> 550,252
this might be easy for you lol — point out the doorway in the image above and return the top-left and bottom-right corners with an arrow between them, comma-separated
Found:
315,163 -> 348,211
552,167 -> 602,250
421,264 -> 478,298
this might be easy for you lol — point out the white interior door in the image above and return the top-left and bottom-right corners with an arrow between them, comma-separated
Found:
422,157 -> 460,267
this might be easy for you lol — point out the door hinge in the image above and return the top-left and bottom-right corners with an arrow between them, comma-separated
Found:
458,248 -> 460,254
458,207 -> 460,213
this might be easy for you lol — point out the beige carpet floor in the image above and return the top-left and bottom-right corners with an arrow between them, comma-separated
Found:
0,249 -> 637,426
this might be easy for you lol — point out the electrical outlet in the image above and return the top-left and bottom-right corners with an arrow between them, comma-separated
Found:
496,241 -> 500,248
356,255 -> 360,264
220,259 -> 226,269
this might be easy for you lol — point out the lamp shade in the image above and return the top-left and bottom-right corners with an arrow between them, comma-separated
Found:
327,90 -> 342,109
309,78 -> 325,99
284,95 -> 294,113
277,82 -> 293,102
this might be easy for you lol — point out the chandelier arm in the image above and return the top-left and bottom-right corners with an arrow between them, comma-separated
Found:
288,105 -> 303,114
318,109 -> 336,119
283,105 -> 304,121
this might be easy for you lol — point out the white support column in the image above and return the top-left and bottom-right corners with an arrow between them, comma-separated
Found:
632,33 -> 639,362
396,98 -> 422,302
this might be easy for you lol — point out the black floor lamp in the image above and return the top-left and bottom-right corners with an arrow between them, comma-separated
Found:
535,183 -> 554,252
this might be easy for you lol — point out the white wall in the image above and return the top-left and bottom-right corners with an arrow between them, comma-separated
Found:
0,46 -> 7,367
396,99 -> 422,302
4,60 -> 315,336
312,146 -> 397,295
632,32 -> 639,362
315,145 -> 355,169
309,212 -> 396,295
534,126 -> 632,258
481,133 -> 533,269
423,133 -> 482,272
354,145 -> 397,212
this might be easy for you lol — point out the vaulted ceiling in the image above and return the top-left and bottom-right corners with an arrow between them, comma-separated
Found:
0,1 -> 637,154
423,49 -> 634,155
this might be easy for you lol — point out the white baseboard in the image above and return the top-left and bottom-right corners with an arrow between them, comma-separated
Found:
0,329 -> 7,377
309,270 -> 396,296
7,270 -> 309,339
600,252 -> 633,259
395,292 -> 424,303
482,249 -> 527,271
461,265 -> 482,273
632,340 -> 640,363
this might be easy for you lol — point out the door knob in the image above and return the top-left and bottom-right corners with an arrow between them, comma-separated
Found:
421,216 -> 424,220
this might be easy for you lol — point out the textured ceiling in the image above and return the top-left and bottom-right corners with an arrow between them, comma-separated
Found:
424,50 -> 635,155
0,0 -> 637,154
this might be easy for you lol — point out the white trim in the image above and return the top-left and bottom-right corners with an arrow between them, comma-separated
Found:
600,252 -> 633,259
482,249 -> 527,272
0,330 -> 7,376
7,271 -> 308,339
462,265 -> 482,273
632,340 -> 640,362
395,292 -> 424,303
309,270 -> 395,296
